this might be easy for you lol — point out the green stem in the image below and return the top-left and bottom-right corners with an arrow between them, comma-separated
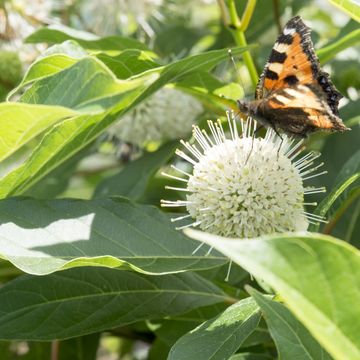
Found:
226,0 -> 258,87
272,0 -> 282,32
240,0 -> 257,32
323,188 -> 360,236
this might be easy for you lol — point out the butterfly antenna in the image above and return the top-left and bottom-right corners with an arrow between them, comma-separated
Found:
228,49 -> 245,94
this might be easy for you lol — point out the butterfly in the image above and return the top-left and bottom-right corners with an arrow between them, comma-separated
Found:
237,16 -> 350,138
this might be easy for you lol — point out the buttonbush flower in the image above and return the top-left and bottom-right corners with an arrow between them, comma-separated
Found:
78,0 -> 163,36
0,0 -> 63,63
161,112 -> 327,238
108,88 -> 203,147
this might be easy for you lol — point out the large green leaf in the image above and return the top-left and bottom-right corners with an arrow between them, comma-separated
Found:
248,288 -> 331,359
168,297 -> 261,360
0,268 -> 227,340
0,47 -> 249,197
185,230 -> 360,360
328,0 -> 360,23
0,197 -> 226,275
26,25 -> 148,50
10,50 -> 159,99
20,57 -> 147,112
96,50 -> 159,79
7,54 -> 78,99
0,103 -> 77,162
94,142 -> 177,199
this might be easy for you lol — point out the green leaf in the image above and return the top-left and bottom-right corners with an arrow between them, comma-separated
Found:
23,145 -> 91,199
185,230 -> 360,360
20,57 -> 148,112
128,46 -> 251,109
309,149 -> 360,232
175,71 -> 243,110
7,54 -> 78,99
94,142 -> 177,200
0,197 -> 226,275
96,50 -> 159,79
0,268 -> 227,340
328,0 -> 360,23
168,297 -> 261,360
149,304 -> 228,348
230,354 -> 272,360
0,103 -> 77,162
0,47 -> 249,197
248,287 -> 331,360
26,25 -> 148,50
318,28 -> 360,63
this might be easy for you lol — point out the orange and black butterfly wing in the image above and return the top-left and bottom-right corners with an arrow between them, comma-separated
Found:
259,84 -> 348,137
255,16 -> 342,116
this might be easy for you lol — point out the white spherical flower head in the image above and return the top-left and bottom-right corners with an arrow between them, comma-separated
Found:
79,0 -> 163,36
161,112 -> 327,238
108,88 -> 203,147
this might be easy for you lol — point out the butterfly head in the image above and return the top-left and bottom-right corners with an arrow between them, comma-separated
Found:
237,99 -> 259,117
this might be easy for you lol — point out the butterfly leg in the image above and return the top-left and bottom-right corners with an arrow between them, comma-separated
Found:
244,125 -> 265,164
270,125 -> 284,159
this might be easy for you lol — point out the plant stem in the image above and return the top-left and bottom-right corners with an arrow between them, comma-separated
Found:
240,0 -> 257,32
226,0 -> 258,87
272,0 -> 282,32
323,188 -> 360,235
51,341 -> 59,360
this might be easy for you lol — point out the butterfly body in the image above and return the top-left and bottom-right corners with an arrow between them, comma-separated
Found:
238,16 -> 350,138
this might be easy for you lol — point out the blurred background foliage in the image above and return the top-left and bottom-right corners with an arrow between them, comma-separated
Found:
0,0 -> 359,359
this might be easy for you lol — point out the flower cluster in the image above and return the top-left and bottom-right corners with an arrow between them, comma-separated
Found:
78,0 -> 163,36
161,112 -> 327,238
108,88 -> 203,147
0,0 -> 64,63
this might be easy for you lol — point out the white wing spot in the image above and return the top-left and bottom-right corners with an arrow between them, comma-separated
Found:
297,84 -> 309,92
284,88 -> 301,97
275,95 -> 291,104
274,42 -> 289,53
283,27 -> 296,35
268,62 -> 283,74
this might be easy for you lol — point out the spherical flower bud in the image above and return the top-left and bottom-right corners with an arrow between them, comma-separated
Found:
79,0 -> 163,36
108,88 -> 203,147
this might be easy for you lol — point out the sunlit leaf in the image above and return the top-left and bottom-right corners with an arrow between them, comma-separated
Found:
0,197 -> 226,275
0,103 -> 77,162
7,55 -> 78,99
185,229 -> 360,360
168,297 -> 261,360
96,50 -> 159,79
318,28 -> 360,63
0,47 -> 249,197
248,287 -> 331,359
328,0 -> 360,23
